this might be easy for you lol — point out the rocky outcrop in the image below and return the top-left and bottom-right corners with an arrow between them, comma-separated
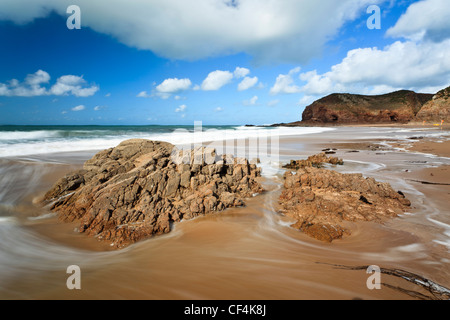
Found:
415,86 -> 450,123
282,153 -> 343,170
301,90 -> 433,124
279,167 -> 411,242
41,139 -> 263,248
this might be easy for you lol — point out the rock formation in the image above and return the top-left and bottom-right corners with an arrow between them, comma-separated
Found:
301,90 -> 433,124
282,153 -> 343,169
415,86 -> 450,123
41,139 -> 263,248
279,167 -> 411,242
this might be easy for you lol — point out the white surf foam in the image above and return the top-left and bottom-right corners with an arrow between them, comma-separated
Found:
0,126 -> 335,158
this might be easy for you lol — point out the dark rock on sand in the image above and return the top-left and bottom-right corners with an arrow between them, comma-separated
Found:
41,139 -> 263,248
282,152 -> 344,170
279,166 -> 411,242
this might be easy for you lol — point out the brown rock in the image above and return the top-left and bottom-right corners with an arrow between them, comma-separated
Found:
415,86 -> 450,123
41,139 -> 263,248
279,166 -> 411,242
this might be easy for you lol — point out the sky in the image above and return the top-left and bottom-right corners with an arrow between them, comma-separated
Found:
0,0 -> 449,126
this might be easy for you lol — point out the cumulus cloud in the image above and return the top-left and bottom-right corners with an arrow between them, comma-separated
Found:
201,70 -> 234,91
234,67 -> 250,79
295,0 -> 450,100
0,70 -> 49,97
0,0 -> 385,64
198,67 -> 257,91
138,78 -> 192,99
50,75 -> 99,97
298,40 -> 450,97
387,0 -> 450,42
243,95 -> 258,106
72,105 -> 86,111
270,67 -> 302,95
238,76 -> 258,91
175,104 -> 187,113
137,91 -> 150,98
0,70 -> 98,97
156,78 -> 192,93
25,69 -> 50,86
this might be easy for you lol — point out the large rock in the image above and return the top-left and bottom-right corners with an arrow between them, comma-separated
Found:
415,86 -> 450,123
279,166 -> 411,242
41,139 -> 263,248
301,90 -> 433,124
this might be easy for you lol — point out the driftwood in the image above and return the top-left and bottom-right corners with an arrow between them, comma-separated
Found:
317,262 -> 450,300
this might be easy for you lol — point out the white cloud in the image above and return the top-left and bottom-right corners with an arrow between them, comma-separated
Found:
298,40 -> 450,97
296,0 -> 450,98
156,78 -> 192,93
270,67 -> 302,95
243,95 -> 258,106
215,107 -> 223,112
72,105 -> 86,112
238,76 -> 258,91
175,104 -> 187,113
0,70 -> 49,97
201,70 -> 234,91
234,67 -> 250,79
50,75 -> 99,97
138,78 -> 192,99
25,69 -> 50,86
137,91 -> 149,98
94,106 -> 106,111
387,0 -> 450,42
0,70 -> 99,97
0,0 -> 385,64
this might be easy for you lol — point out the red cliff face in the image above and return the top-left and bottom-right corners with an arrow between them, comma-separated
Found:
415,86 -> 450,123
301,90 -> 433,124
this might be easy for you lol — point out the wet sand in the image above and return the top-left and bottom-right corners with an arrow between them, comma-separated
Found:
1,126 -> 449,300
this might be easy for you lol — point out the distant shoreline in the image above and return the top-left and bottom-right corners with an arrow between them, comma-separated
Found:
248,121 -> 450,130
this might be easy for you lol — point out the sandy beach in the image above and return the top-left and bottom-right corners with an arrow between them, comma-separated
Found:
0,125 -> 449,300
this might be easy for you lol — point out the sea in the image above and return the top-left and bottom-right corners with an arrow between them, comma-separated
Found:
0,124 -> 335,158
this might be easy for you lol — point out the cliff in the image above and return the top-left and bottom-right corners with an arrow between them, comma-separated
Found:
415,86 -> 450,123
301,90 -> 433,124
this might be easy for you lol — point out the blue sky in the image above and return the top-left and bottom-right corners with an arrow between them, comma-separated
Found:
0,0 -> 449,125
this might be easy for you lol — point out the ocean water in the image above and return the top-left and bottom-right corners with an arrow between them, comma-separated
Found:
0,125 -> 334,158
